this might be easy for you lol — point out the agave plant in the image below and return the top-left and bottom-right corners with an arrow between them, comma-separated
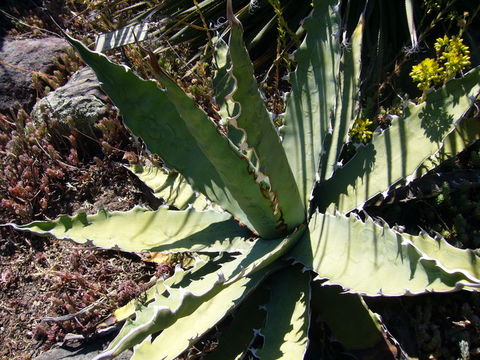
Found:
9,0 -> 480,358
99,0 -> 421,88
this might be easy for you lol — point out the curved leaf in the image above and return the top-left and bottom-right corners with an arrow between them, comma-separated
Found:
407,232 -> 480,283
195,285 -> 269,360
312,284 -> 395,358
317,66 -> 480,213
227,12 -> 306,231
290,212 -> 480,296
281,0 -> 341,209
127,164 -> 210,210
154,63 -> 284,238
67,36 -> 282,239
113,254 -> 212,322
105,227 -> 304,358
9,206 -> 251,253
100,253 -> 241,358
128,263 -> 280,360
319,16 -> 363,184
212,37 -> 239,124
255,265 -> 311,360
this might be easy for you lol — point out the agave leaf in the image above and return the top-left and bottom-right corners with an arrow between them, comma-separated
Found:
65,35 -> 247,230
11,205 -> 303,281
99,272 -> 227,358
198,285 -> 269,360
312,284 -> 395,358
224,223 -> 306,285
66,36 -> 281,239
128,263 -> 281,360
281,0 -> 340,209
114,254 -> 212,322
226,7 -> 305,230
406,232 -> 480,283
153,59 -> 286,238
101,254 -> 240,358
127,164 -> 210,210
211,36 -> 249,150
212,37 -> 238,122
105,226 -> 303,357
111,254 -> 241,358
418,115 -> 480,175
212,37 -> 256,164
9,206 -> 251,253
290,212 -> 480,296
317,66 -> 480,213
255,265 -> 311,360
319,16 -> 363,184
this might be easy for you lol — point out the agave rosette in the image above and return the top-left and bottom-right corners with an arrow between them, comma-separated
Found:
9,0 -> 480,358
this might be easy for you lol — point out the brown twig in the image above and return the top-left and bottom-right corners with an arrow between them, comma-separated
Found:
0,60 -> 56,81
41,297 -> 105,322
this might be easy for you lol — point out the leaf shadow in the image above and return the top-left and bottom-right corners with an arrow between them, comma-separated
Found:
312,144 -> 377,213
148,218 -> 252,253
419,101 -> 455,143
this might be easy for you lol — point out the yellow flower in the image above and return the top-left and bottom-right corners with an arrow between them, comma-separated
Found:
435,35 -> 471,79
410,35 -> 471,93
349,118 -> 373,144
410,58 -> 444,91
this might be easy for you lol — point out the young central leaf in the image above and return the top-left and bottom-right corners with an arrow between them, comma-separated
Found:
226,13 -> 306,231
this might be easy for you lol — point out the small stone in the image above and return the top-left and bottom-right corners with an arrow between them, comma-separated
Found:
34,337 -> 133,360
31,67 -> 112,135
0,36 -> 68,112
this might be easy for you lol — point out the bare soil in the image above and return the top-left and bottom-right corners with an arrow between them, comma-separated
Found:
0,157 -> 161,359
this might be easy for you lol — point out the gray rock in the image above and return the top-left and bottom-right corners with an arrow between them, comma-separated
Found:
35,347 -> 133,360
35,337 -> 133,360
0,36 -> 68,112
32,67 -> 110,134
